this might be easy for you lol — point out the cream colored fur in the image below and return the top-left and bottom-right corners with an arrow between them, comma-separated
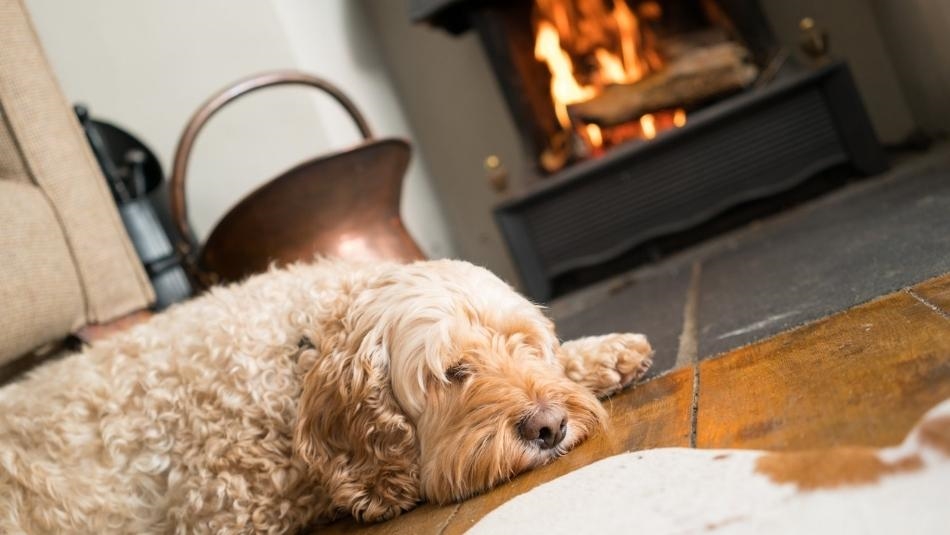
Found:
0,259 -> 652,534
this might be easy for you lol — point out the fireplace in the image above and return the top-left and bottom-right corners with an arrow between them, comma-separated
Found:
412,0 -> 886,300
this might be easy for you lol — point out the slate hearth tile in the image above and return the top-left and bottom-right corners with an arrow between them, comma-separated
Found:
696,170 -> 950,359
696,291 -> 950,450
551,263 -> 692,377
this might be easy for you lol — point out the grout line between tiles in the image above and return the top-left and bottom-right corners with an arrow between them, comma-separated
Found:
675,262 -> 702,368
906,288 -> 950,320
675,262 -> 703,448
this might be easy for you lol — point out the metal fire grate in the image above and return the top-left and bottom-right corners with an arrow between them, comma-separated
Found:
495,63 -> 886,300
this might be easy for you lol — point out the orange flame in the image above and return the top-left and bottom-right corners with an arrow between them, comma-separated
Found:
640,113 -> 656,139
585,123 -> 603,148
534,20 -> 596,128
673,108 -> 687,127
612,0 -> 645,81
533,0 -> 689,153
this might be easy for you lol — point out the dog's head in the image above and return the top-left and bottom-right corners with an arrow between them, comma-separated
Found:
294,260 -> 605,521
386,261 -> 606,503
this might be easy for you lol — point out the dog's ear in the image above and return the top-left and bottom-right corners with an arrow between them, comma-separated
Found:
293,342 -> 420,523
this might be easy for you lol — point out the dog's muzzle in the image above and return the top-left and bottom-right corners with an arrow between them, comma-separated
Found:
519,406 -> 567,450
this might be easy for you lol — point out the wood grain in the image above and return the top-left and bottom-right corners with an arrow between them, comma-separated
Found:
317,503 -> 459,535
912,273 -> 950,317
696,291 -> 950,450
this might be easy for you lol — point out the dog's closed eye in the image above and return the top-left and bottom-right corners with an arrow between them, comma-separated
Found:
445,364 -> 471,383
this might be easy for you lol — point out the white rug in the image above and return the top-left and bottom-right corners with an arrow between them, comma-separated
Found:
469,398 -> 950,534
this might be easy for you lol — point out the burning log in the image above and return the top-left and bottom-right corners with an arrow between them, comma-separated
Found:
659,28 -> 731,61
567,42 -> 758,127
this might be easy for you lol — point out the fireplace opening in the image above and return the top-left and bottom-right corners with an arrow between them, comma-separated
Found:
535,0 -> 776,173
449,0 -> 782,174
412,0 -> 886,301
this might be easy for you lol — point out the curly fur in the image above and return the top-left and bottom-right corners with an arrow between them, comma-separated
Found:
0,259 -> 652,533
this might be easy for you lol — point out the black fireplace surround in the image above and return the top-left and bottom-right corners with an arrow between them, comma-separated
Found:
413,0 -> 887,301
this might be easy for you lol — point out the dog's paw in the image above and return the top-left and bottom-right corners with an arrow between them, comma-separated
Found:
561,333 -> 654,399
593,333 -> 654,397
612,333 -> 654,388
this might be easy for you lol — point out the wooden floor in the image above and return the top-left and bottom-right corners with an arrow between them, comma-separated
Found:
323,273 -> 950,534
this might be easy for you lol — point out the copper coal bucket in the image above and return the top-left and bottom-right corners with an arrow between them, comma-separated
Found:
169,70 -> 425,288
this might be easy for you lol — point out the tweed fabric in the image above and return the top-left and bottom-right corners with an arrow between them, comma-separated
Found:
0,0 -> 154,362
0,109 -> 29,184
0,181 -> 84,364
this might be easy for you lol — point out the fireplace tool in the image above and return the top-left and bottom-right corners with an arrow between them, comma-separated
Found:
169,70 -> 425,289
76,105 -> 193,309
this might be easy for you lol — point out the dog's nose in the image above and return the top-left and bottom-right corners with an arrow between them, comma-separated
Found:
519,407 -> 567,449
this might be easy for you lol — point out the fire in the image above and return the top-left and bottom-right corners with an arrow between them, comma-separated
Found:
639,113 -> 656,139
594,48 -> 628,84
674,108 -> 687,127
611,0 -> 645,82
533,0 -> 687,156
534,20 -> 596,128
585,123 -> 603,148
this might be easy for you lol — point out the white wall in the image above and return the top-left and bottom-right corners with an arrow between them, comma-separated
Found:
24,0 -> 454,258
361,0 -> 524,285
871,0 -> 950,136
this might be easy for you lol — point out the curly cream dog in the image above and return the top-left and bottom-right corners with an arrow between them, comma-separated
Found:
0,259 -> 652,533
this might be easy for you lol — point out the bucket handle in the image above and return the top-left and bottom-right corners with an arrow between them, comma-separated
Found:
169,70 -> 374,262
